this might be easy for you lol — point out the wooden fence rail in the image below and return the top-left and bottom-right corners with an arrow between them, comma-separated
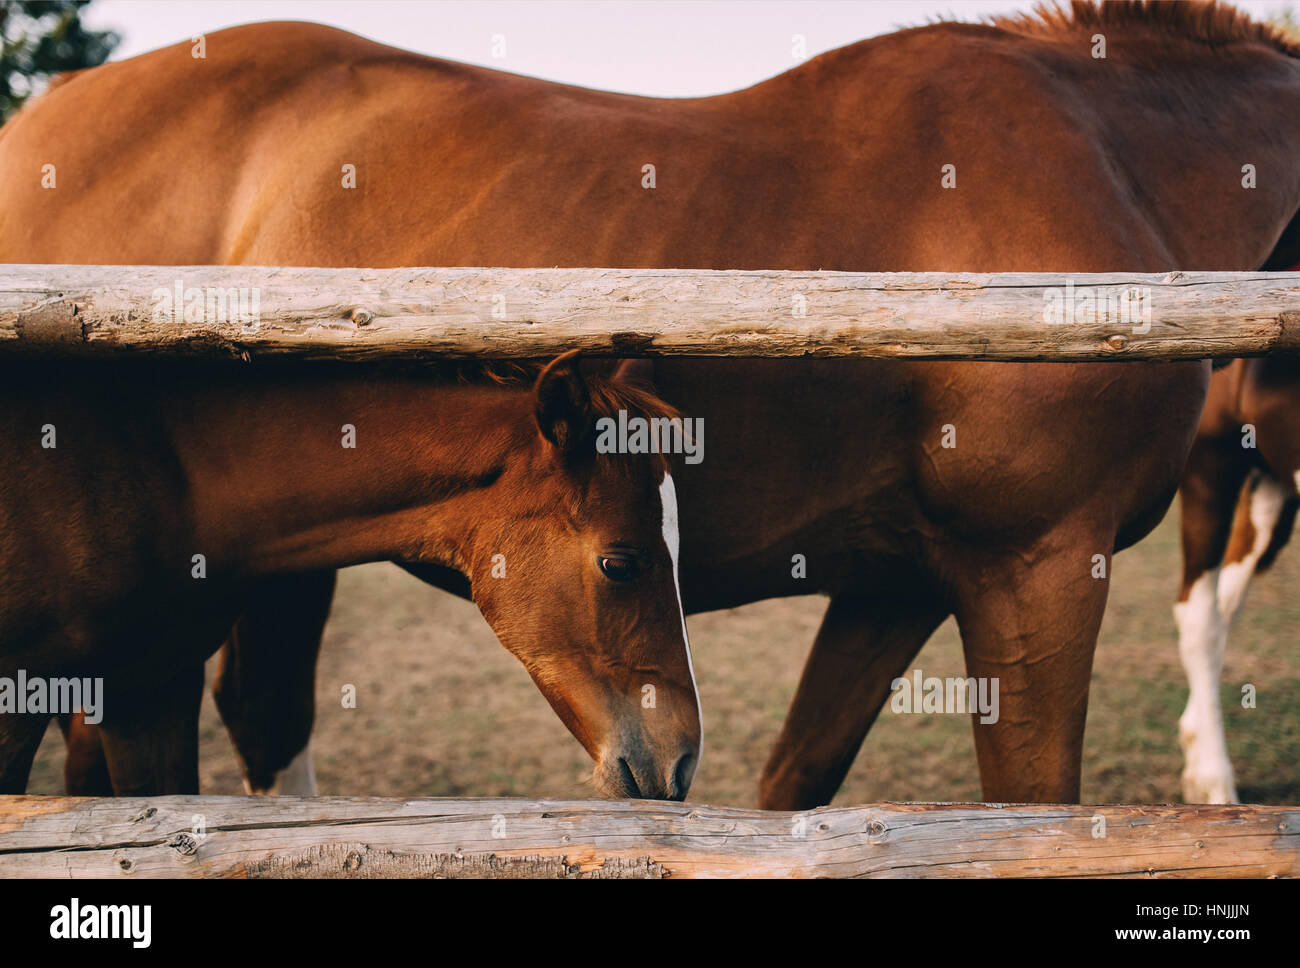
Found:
0,796 -> 1295,878
3,265 -> 1300,361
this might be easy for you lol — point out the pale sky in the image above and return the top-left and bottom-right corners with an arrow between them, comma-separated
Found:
80,0 -> 1300,97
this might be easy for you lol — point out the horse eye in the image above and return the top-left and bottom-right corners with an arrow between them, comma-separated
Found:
598,555 -> 640,582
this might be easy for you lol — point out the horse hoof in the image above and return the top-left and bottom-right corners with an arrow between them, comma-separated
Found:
1180,771 -> 1239,805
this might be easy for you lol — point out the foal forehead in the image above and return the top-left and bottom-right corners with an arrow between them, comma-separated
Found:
573,459 -> 671,536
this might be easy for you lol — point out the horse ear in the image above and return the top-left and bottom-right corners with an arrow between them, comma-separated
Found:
612,357 -> 655,390
534,349 -> 592,456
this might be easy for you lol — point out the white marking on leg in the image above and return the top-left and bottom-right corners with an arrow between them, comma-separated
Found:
659,473 -> 703,774
246,741 -> 317,796
1174,571 -> 1236,803
1217,472 -> 1287,623
271,741 -> 317,796
1177,472 -> 1291,804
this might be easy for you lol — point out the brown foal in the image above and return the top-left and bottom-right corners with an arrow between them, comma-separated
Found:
0,355 -> 701,799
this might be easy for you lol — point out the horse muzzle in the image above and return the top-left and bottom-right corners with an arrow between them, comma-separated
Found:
594,741 -> 698,801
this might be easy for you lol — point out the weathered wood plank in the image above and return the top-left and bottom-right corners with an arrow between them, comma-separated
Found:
0,796 -> 1294,878
1,266 -> 1299,361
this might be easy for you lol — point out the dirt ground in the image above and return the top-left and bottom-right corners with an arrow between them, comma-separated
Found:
26,512 -> 1300,805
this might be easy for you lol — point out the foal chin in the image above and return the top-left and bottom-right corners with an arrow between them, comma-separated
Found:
540,676 -> 702,802
484,619 -> 703,802
592,684 -> 701,801
480,547 -> 703,801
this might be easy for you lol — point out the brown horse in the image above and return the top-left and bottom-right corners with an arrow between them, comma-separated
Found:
1175,354 -> 1300,803
0,353 -> 703,798
6,3 -> 1300,806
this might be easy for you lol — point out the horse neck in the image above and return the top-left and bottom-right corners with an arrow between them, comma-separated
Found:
165,370 -> 532,576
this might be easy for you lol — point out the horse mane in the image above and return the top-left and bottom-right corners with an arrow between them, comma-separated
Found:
987,1 -> 1300,58
448,359 -> 548,386
444,359 -> 684,465
584,372 -> 681,426
447,359 -> 679,421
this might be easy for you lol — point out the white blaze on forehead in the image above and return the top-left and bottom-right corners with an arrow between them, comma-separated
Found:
658,472 -> 703,758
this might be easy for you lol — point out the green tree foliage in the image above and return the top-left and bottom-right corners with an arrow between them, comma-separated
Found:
1,1 -> 118,122
1270,4 -> 1300,44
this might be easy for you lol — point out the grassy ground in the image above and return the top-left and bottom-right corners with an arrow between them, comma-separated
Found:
26,512 -> 1300,804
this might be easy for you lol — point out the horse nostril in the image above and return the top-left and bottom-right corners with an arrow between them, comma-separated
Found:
616,757 -> 642,798
670,750 -> 697,801
607,749 -> 694,801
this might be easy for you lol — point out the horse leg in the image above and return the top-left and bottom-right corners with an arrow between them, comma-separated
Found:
213,570 -> 335,795
1184,467 -> 1295,803
97,663 -> 204,796
1174,435 -> 1256,804
758,590 -> 949,811
952,535 -> 1111,803
58,712 -> 114,795
0,708 -> 50,794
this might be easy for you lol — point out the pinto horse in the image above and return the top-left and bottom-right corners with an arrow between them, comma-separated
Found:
0,354 -> 703,798
7,3 -> 1300,806
1175,354 -> 1300,803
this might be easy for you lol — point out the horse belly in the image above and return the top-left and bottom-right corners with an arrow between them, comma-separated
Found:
910,360 -> 1210,547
